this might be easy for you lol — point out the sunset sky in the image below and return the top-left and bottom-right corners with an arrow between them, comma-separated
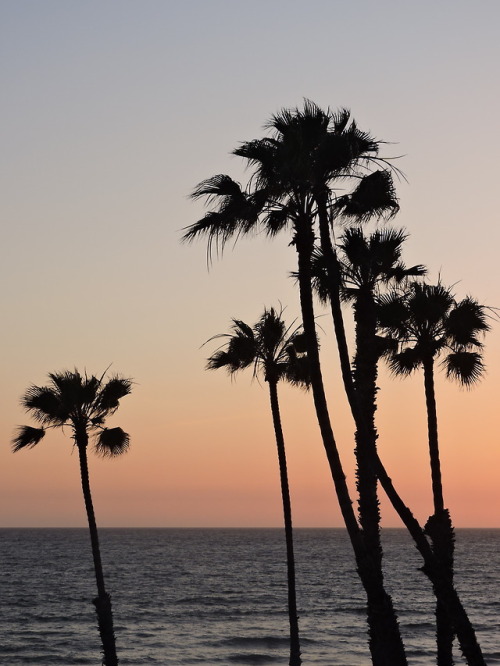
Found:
1,1 -> 499,528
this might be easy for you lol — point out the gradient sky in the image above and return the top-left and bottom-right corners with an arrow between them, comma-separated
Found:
1,1 -> 499,528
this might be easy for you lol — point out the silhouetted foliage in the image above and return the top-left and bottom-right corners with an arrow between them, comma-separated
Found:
206,307 -> 308,666
379,282 -> 489,665
13,368 -> 132,666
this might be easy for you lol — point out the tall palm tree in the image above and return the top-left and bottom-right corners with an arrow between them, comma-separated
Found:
13,369 -> 132,666
183,101 -> 486,665
206,307 -> 309,666
313,227 -> 425,582
378,282 -> 489,666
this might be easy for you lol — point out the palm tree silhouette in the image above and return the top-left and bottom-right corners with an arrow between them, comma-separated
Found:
379,281 -> 489,665
183,101 -> 486,665
13,369 -> 132,666
206,307 -> 309,666
313,226 -> 425,575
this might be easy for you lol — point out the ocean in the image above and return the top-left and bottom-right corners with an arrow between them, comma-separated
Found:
0,528 -> 498,665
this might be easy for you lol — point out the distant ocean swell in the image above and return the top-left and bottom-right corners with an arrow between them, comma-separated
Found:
1,528 -> 498,665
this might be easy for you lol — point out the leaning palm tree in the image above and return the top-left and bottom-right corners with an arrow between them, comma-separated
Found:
183,102 -> 486,665
379,282 -> 489,666
206,307 -> 309,666
13,369 -> 132,666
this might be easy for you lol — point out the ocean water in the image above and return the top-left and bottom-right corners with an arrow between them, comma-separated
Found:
0,528 -> 498,665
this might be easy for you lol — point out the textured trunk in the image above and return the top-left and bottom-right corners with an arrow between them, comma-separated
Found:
423,358 -> 456,666
313,197 -> 483,664
76,429 -> 119,666
353,291 -> 382,564
294,219 -> 406,666
316,195 -> 407,664
267,379 -> 301,666
372,452 -> 483,665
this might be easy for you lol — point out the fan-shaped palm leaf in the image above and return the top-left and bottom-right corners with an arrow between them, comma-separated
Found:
387,347 -> 422,376
445,297 -> 490,347
12,425 -> 46,452
334,170 -> 399,222
22,386 -> 67,424
96,377 -> 133,413
95,427 -> 130,457
444,351 -> 485,387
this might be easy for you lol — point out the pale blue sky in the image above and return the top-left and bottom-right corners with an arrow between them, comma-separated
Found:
1,1 -> 499,526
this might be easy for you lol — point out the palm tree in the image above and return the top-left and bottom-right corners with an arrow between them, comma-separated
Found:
206,307 -> 309,666
183,101 -> 486,665
378,282 -> 489,665
313,227 -> 425,577
13,369 -> 132,666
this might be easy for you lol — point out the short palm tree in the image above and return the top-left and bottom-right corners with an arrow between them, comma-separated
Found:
379,282 -> 489,666
206,307 -> 309,666
13,369 -> 132,666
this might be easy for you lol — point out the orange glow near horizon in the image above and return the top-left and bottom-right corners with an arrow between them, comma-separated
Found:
2,2 -> 500,530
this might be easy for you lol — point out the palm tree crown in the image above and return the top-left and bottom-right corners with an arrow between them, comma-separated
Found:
206,307 -> 310,387
378,282 -> 490,386
183,101 -> 400,257
13,369 -> 132,456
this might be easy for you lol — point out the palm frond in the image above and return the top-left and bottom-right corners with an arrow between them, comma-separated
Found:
96,376 -> 133,414
190,174 -> 244,202
334,170 -> 399,223
445,297 -> 490,347
206,319 -> 257,375
94,427 -> 130,457
388,263 -> 426,283
444,351 -> 485,387
21,386 -> 67,424
282,349 -> 311,388
331,107 -> 351,134
262,206 -> 291,237
182,177 -> 262,261
377,292 -> 410,336
12,426 -> 46,452
387,347 -> 422,376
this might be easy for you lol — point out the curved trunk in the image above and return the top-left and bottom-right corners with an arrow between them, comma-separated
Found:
294,219 -> 407,666
76,428 -> 119,666
267,379 -> 301,666
423,358 -> 456,666
314,197 -> 483,664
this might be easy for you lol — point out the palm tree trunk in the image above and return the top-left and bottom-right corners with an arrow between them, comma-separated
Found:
372,451 -> 482,665
76,428 -> 119,666
267,379 -> 301,666
352,292 -> 385,569
294,219 -> 407,666
315,196 -> 407,664
423,358 -> 445,515
423,358 -> 456,666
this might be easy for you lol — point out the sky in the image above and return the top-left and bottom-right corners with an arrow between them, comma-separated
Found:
1,0 -> 499,528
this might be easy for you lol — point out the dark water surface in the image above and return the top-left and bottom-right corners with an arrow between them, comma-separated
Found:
1,528 -> 498,665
